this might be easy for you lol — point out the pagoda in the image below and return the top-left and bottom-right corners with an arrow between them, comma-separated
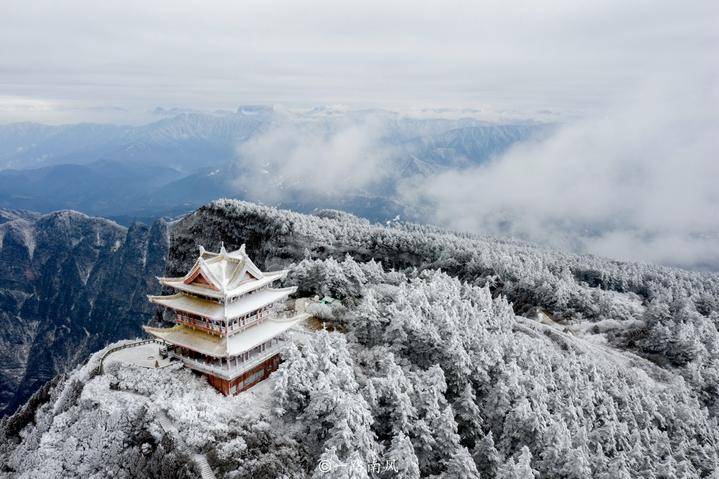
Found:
144,244 -> 308,395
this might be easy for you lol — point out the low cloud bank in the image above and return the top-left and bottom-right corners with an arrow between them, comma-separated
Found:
233,117 -> 394,203
400,75 -> 719,270
227,76 -> 719,271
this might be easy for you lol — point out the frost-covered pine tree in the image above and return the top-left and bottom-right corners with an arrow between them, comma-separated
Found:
498,446 -> 539,479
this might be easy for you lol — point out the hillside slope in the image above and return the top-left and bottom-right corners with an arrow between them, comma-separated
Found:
1,200 -> 718,477
1,267 -> 717,477
171,201 -> 719,411
0,110 -> 548,223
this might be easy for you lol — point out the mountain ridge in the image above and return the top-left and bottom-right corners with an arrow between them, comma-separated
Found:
0,111 -> 549,226
0,199 -> 717,478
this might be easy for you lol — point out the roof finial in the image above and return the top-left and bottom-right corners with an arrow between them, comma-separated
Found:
220,241 -> 228,256
198,245 -> 205,255
239,243 -> 246,254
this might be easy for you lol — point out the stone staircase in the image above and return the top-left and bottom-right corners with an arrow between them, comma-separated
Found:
155,410 -> 177,435
194,454 -> 217,479
156,410 -> 217,479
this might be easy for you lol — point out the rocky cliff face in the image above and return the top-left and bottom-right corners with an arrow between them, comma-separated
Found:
0,210 -> 169,415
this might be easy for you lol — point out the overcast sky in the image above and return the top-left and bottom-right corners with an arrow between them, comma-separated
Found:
1,0 -> 717,269
1,0 -> 716,123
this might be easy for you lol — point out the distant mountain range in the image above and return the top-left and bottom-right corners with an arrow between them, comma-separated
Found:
0,108 -> 551,224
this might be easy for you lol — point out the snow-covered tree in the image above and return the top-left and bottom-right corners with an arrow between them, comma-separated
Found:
498,446 -> 539,479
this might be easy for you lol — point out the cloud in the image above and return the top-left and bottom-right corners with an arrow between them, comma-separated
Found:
232,117 -> 394,202
1,0 -> 717,271
400,71 -> 719,270
0,96 -> 136,124
1,0 -> 717,120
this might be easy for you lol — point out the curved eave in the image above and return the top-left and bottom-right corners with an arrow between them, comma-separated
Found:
148,286 -> 298,322
156,275 -> 184,282
158,269 -> 291,300
224,286 -> 297,320
143,313 -> 309,357
143,324 -> 226,357
225,269 -> 290,298
157,278 -> 225,299
148,292 -> 223,321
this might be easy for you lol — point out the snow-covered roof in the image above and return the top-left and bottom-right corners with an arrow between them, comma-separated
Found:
159,270 -> 288,299
157,244 -> 287,299
143,313 -> 309,357
148,287 -> 297,321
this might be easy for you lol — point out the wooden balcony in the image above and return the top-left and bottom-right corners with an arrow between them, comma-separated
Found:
167,339 -> 286,380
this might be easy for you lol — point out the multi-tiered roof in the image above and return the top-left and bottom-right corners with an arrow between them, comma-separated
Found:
143,244 -> 306,380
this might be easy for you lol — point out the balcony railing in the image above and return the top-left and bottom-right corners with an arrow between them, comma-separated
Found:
176,304 -> 291,337
168,341 -> 286,380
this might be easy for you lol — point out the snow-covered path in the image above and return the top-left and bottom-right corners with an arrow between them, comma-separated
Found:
193,454 -> 217,479
99,339 -> 219,479
515,316 -> 676,385
155,410 -> 217,479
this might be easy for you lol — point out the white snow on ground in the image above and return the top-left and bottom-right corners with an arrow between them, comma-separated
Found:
107,357 -> 274,418
0,343 -> 276,477
519,316 -> 675,388
103,342 -> 172,369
